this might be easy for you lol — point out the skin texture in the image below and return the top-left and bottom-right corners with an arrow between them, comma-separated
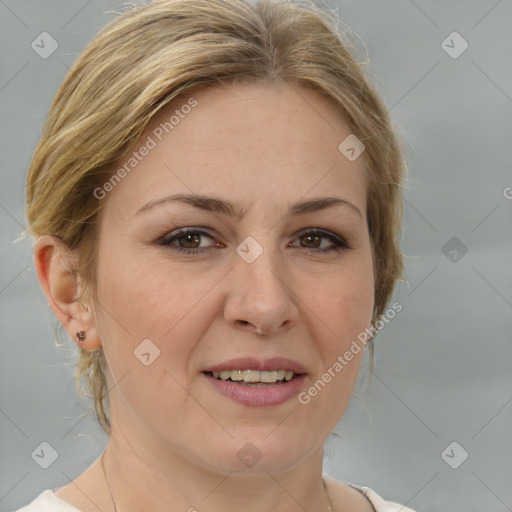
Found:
34,81 -> 375,512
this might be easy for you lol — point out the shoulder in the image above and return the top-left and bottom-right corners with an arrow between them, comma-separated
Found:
348,484 -> 418,512
323,474 -> 418,512
17,481 -> 418,512
14,489 -> 82,512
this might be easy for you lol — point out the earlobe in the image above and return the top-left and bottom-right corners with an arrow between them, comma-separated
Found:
33,235 -> 101,351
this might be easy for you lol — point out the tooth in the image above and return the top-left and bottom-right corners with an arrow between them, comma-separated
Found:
260,370 -> 279,383
242,370 -> 261,382
231,370 -> 243,381
214,369 -> 295,383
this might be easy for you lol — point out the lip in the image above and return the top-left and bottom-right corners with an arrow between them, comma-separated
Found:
203,372 -> 307,407
202,357 -> 307,407
203,357 -> 307,374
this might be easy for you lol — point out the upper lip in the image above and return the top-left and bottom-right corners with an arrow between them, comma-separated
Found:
203,357 -> 307,374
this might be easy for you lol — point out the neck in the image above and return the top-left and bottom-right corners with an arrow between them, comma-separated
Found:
101,423 -> 331,512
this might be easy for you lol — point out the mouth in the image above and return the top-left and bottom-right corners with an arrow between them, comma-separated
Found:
202,369 -> 300,386
201,357 -> 307,407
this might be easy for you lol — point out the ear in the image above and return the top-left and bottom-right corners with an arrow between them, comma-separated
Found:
33,235 -> 101,351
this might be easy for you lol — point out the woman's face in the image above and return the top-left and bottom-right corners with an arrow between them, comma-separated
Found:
93,82 -> 374,473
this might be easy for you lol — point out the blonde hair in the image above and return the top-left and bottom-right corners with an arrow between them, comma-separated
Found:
25,0 -> 405,435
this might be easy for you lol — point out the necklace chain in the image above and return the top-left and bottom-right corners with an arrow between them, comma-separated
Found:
101,450 -> 118,512
323,478 -> 336,512
101,450 -> 336,512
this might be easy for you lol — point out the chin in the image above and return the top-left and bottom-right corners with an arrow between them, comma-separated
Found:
192,432 -> 320,475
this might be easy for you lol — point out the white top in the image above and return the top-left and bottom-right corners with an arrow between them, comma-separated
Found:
14,484 -> 416,512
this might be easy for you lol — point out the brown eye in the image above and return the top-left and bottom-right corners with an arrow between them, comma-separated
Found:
158,228 -> 219,254
178,232 -> 201,249
300,233 -> 322,249
291,229 -> 348,253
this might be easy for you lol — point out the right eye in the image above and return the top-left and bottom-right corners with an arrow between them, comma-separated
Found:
157,228 -> 223,254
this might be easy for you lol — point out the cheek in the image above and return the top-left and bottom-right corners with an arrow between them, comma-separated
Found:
301,247 -> 373,422
94,243 -> 223,373
93,253 -> 209,421
313,252 -> 374,347
298,264 -> 373,431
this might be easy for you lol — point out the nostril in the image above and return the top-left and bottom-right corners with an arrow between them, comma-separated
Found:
235,320 -> 268,336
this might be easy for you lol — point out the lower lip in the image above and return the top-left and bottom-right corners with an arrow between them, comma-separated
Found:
203,373 -> 306,407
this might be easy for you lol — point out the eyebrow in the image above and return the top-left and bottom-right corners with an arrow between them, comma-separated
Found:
135,193 -> 363,220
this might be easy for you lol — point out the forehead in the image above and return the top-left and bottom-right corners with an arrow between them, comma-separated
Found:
101,81 -> 368,221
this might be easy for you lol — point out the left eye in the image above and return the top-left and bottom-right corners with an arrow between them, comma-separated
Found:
290,229 -> 348,253
157,228 -> 347,254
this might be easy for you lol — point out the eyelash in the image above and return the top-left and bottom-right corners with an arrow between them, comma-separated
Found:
157,228 -> 349,255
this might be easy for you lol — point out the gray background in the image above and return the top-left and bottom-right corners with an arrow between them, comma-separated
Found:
1,1 -> 511,511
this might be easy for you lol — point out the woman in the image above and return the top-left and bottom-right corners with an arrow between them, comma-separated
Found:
19,0 -> 411,510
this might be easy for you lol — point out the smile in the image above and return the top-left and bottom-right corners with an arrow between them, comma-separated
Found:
205,369 -> 297,385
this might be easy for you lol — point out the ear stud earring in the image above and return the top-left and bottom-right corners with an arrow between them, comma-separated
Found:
76,329 -> 87,344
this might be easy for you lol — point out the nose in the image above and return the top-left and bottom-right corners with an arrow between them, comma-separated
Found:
223,246 -> 300,337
